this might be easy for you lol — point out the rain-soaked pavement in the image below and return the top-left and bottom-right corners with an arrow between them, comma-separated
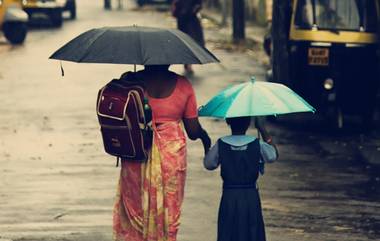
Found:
0,1 -> 379,241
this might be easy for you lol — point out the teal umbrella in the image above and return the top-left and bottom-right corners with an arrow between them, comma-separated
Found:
198,77 -> 315,118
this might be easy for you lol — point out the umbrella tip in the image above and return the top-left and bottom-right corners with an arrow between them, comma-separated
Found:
250,76 -> 256,83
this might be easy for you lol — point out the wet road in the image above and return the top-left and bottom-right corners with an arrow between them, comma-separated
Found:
0,0 -> 379,241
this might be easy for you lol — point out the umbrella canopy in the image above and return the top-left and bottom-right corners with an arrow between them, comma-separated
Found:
49,26 -> 219,65
198,77 -> 315,118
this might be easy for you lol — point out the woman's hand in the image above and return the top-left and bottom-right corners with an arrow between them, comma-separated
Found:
200,129 -> 211,155
183,118 -> 211,155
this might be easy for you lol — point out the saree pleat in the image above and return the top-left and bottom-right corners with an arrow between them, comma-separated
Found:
113,121 -> 186,241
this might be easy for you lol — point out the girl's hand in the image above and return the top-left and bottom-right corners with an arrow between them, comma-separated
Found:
255,117 -> 269,139
255,117 -> 279,159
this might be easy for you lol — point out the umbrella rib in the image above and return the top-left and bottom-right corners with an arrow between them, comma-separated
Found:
226,83 -> 252,117
77,28 -> 108,63
259,84 -> 290,114
137,27 -> 144,65
260,83 -> 314,114
169,29 -> 215,64
215,84 -> 246,117
277,84 -> 316,112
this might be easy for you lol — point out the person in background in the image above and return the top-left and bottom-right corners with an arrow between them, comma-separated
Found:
203,117 -> 278,241
172,0 -> 205,76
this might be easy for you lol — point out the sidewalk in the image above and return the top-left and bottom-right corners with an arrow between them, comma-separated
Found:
201,8 -> 268,44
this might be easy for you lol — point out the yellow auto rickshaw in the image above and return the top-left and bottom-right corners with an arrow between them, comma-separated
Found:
268,0 -> 380,128
0,0 -> 28,44
21,0 -> 66,27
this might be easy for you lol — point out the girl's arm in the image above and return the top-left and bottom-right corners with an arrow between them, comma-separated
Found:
255,117 -> 279,160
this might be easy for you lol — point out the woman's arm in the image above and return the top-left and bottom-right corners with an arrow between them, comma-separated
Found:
183,117 -> 211,155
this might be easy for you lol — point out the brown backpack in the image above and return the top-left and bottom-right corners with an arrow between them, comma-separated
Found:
96,73 -> 152,165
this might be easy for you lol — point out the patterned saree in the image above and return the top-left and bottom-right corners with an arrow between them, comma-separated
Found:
113,121 -> 187,241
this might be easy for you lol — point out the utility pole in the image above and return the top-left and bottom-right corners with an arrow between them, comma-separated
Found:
221,0 -> 228,27
272,0 -> 290,83
117,0 -> 123,10
104,0 -> 111,10
232,0 -> 245,41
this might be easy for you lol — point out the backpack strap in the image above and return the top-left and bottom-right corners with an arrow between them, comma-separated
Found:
116,157 -> 120,167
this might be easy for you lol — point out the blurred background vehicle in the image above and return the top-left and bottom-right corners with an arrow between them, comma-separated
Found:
0,0 -> 28,44
267,0 -> 380,129
63,0 -> 75,19
136,0 -> 171,7
21,0 -> 76,27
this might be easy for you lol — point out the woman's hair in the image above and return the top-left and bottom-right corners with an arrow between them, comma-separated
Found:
226,117 -> 251,133
144,65 -> 170,72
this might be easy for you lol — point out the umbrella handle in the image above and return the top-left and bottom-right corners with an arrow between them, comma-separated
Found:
60,61 -> 65,77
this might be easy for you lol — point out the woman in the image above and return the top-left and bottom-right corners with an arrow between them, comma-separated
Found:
172,0 -> 205,75
113,65 -> 211,241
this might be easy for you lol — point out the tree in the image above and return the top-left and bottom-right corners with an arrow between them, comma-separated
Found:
232,0 -> 245,41
271,0 -> 290,83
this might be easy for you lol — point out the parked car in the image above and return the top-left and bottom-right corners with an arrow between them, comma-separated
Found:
136,0 -> 171,7
0,0 -> 28,44
21,0 -> 76,27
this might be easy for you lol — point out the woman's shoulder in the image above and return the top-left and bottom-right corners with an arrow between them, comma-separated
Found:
175,74 -> 192,86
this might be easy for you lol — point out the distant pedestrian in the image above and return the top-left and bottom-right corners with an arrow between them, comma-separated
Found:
203,117 -> 278,241
172,0 -> 205,76
104,0 -> 111,10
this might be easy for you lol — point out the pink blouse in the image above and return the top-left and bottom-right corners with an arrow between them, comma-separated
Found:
147,76 -> 198,123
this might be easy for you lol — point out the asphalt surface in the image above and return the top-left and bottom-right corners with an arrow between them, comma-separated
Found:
0,1 -> 379,241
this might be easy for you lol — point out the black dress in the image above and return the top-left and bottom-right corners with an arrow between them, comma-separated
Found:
217,139 -> 266,241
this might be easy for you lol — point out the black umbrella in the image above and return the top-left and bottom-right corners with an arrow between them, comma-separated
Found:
50,26 -> 219,65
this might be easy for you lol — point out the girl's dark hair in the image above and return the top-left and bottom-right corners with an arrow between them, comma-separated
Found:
144,65 -> 170,72
226,117 -> 251,133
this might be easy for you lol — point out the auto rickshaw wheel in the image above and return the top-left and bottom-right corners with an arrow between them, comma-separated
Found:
2,22 -> 27,45
50,9 -> 63,27
361,109 -> 375,131
325,105 -> 344,130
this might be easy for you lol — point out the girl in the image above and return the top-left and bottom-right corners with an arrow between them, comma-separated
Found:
204,117 -> 278,241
